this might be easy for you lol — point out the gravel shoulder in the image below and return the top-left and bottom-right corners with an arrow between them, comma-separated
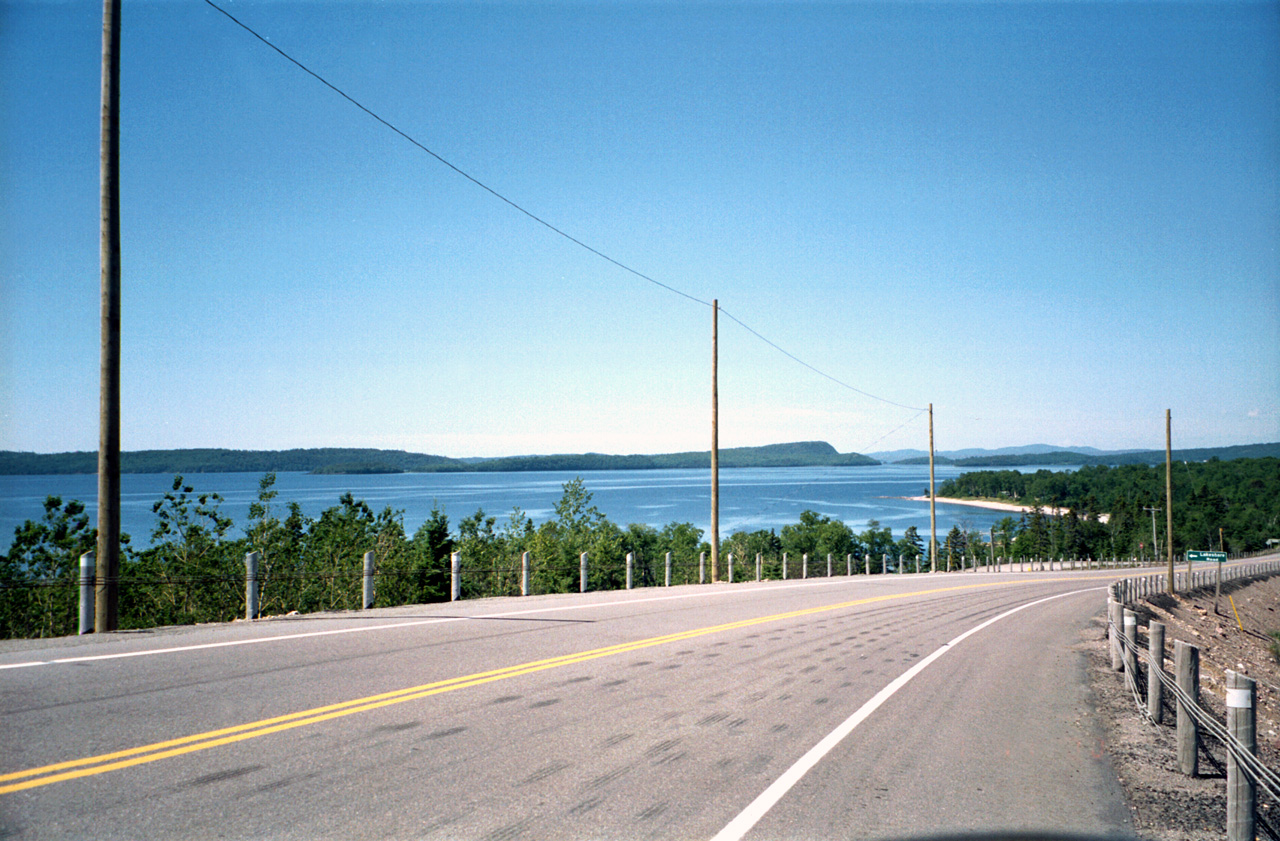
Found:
1084,572 -> 1280,840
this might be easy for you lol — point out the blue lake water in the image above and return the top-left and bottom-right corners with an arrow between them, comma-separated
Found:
0,465 -> 1060,551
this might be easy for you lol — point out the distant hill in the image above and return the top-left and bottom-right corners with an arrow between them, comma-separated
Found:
473,441 -> 877,472
872,444 -> 1121,462
873,442 -> 1279,467
0,448 -> 468,475
0,441 -> 877,475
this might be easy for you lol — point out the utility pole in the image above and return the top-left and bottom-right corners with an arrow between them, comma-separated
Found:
1165,409 -> 1174,595
928,403 -> 937,573
1143,505 -> 1161,562
710,299 -> 719,583
96,0 -> 122,632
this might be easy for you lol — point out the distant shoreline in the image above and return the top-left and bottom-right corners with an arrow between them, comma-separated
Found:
906,496 -> 1110,523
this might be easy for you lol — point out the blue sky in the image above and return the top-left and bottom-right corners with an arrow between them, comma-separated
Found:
2,0 -> 1277,459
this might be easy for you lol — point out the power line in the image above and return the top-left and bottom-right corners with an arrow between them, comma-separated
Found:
202,0 -> 926,417
717,307 -> 925,412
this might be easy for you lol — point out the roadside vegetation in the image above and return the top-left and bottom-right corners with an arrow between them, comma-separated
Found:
3,457 -> 1276,640
938,457 -> 1280,556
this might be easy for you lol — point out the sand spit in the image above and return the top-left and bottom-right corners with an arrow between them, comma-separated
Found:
905,495 -> 1111,524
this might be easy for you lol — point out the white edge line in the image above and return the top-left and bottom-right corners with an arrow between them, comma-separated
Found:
0,577 -> 866,670
709,585 -> 1106,841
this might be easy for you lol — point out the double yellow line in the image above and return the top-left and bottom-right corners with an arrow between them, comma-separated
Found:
0,577 -> 1073,795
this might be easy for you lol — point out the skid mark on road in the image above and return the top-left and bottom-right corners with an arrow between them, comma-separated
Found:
1,578 -> 1094,795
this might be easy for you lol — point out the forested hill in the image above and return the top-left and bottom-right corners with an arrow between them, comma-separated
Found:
898,442 -> 1280,467
0,448 -> 467,475
470,441 -> 876,471
937,457 -> 1280,554
0,441 -> 877,475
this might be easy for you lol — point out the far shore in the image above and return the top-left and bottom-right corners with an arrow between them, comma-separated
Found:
905,496 -> 1111,524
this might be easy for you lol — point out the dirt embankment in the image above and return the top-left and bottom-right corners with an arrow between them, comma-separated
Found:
1084,573 -> 1280,841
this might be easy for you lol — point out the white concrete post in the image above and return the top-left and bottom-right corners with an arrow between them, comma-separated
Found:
451,551 -> 461,601
782,552 -> 788,580
580,552 -> 588,593
846,553 -> 852,576
1123,609 -> 1137,679
79,552 -> 95,634
699,551 -> 706,584
245,551 -> 260,620
802,553 -> 808,579
362,550 -> 376,610
727,553 -> 734,584
757,553 -> 763,581
665,551 -> 672,587
521,551 -> 530,596
826,553 -> 832,577
865,552 -> 870,576
626,552 -> 634,590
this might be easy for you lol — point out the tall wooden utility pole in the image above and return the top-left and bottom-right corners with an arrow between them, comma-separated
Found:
710,299 -> 719,583
928,403 -> 937,573
1165,409 -> 1174,594
96,0 -> 122,632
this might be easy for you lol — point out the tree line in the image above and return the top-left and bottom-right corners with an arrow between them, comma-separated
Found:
2,474 -> 925,640
5,458 -> 1276,639
937,457 -> 1280,557
0,441 -> 875,476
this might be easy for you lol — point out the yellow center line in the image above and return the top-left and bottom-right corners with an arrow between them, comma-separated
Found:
1,575 -> 1104,795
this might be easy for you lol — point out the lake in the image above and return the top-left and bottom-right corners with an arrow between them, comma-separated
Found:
0,465 -> 1059,551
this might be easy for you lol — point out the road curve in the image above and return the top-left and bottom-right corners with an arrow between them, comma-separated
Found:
0,570 -> 1135,840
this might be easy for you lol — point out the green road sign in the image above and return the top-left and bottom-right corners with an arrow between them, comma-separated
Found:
1187,550 -> 1227,563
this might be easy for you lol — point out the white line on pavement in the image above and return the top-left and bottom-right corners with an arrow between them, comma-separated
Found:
710,586 -> 1106,841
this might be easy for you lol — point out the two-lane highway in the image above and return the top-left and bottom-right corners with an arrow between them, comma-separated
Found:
1,571 -> 1135,839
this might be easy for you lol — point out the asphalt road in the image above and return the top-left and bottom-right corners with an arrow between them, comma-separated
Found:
1,570 -> 1137,840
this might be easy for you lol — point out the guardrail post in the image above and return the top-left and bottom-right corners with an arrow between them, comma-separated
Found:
727,552 -> 734,584
846,553 -> 851,576
782,552 -> 788,580
1109,600 -> 1124,671
699,551 -> 706,584
802,553 -> 808,579
665,552 -> 672,587
244,551 -> 260,620
79,552 -> 95,634
362,550 -> 376,609
1226,670 -> 1257,841
1123,609 -> 1137,679
1148,621 -> 1165,723
1176,640 -> 1200,776
580,552 -> 589,593
521,551 -> 530,596
451,551 -> 461,601
626,552 -> 634,590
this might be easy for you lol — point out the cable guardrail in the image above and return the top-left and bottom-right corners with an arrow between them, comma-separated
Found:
1110,615 -> 1280,804
1106,558 -> 1280,841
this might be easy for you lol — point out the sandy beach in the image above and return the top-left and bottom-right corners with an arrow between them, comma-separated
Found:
905,496 -> 1110,523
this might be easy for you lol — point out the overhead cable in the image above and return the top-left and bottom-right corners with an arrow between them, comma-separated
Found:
203,0 -> 925,415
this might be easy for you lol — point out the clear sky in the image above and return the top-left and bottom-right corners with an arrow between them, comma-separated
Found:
2,0 -> 1277,459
